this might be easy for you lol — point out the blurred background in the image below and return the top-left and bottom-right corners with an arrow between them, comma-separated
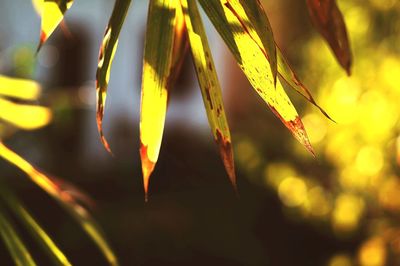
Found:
1,0 -> 400,265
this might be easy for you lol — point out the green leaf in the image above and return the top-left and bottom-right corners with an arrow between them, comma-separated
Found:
198,0 -> 314,154
0,186 -> 72,266
140,0 -> 184,200
0,207 -> 36,266
0,142 -> 119,266
96,0 -> 132,154
180,0 -> 236,190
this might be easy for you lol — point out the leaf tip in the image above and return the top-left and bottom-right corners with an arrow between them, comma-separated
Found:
215,129 -> 237,192
339,53 -> 352,76
317,105 -> 336,123
345,63 -> 352,76
96,110 -> 113,156
36,31 -> 47,54
140,143 -> 155,202
291,116 -> 316,157
269,106 -> 315,157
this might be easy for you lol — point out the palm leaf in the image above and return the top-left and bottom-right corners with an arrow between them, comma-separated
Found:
0,142 -> 119,266
96,0 -> 132,154
140,0 -> 185,200
180,0 -> 236,189
0,186 -> 72,266
198,0 -> 314,154
0,207 -> 36,266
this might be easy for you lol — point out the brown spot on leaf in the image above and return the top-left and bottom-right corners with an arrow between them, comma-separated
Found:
224,1 -> 270,62
208,61 -> 213,71
205,87 -> 214,109
269,106 -> 315,156
215,129 -> 237,193
216,106 -> 222,117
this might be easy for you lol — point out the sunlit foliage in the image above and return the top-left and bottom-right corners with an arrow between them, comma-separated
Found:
2,0 -> 398,263
236,0 -> 400,265
0,76 -> 118,265
35,0 -> 353,199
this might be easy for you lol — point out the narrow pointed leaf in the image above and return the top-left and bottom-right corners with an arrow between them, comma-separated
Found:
236,0 -> 277,86
0,187 -> 72,266
198,0 -> 314,154
0,142 -> 119,266
0,208 -> 36,266
277,48 -> 333,121
38,0 -> 74,50
222,0 -> 277,85
0,98 -> 52,130
220,0 -> 329,119
140,0 -> 183,200
96,0 -> 132,154
180,0 -> 236,189
202,0 -> 331,122
0,76 -> 41,101
306,0 -> 352,74
169,3 -> 189,88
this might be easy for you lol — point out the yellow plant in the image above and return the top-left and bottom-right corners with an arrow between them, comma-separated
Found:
36,0 -> 351,200
0,76 -> 118,266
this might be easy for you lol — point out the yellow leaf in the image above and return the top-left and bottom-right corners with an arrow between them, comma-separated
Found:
96,0 -> 132,154
0,209 -> 36,266
140,0 -> 184,200
233,0 -> 278,86
0,75 -> 41,100
32,0 -> 43,16
0,98 -> 52,130
0,142 -> 119,266
198,0 -> 314,154
180,0 -> 236,190
0,187 -> 72,266
38,0 -> 74,50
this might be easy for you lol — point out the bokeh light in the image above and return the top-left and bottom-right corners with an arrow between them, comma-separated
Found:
358,237 -> 386,266
235,0 -> 400,264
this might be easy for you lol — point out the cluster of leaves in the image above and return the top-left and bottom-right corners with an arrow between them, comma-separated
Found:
38,0 -> 351,199
235,0 -> 400,265
0,0 -> 354,264
0,77 -> 118,265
